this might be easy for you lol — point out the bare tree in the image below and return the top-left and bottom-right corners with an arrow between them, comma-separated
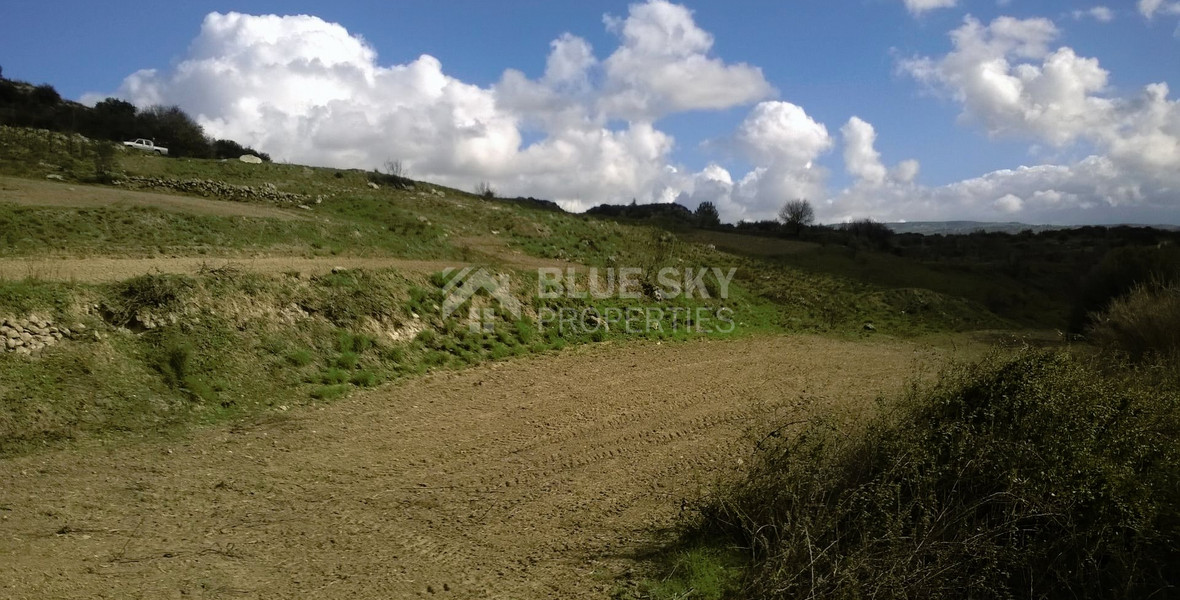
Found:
383,159 -> 406,178
778,199 -> 815,236
475,181 -> 496,199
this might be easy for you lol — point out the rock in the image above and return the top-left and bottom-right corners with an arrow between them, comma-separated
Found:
863,323 -> 876,332
46,174 -> 65,181
3,328 -> 17,339
4,338 -> 16,350
19,332 -> 31,342
367,182 -> 380,190
331,266 -> 346,274
73,323 -> 86,332
298,204 -> 312,210
239,154 -> 263,164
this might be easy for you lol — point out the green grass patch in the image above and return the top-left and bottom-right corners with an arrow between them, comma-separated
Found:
617,544 -> 744,600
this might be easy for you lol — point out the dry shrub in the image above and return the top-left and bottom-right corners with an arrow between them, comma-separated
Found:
1090,285 -> 1180,361
702,351 -> 1180,599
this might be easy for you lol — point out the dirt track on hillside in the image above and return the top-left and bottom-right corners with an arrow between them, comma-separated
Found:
0,177 -> 308,220
0,335 -> 961,599
0,256 -> 463,283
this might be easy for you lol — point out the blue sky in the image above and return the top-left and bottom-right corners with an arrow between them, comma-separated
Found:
2,1 -> 1179,224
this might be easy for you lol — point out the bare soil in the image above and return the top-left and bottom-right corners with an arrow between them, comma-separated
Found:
0,256 -> 462,283
0,335 -> 968,599
0,177 -> 308,220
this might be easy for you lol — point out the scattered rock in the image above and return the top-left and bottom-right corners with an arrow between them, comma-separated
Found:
239,154 -> 263,164
367,182 -> 380,190
46,174 -> 65,181
0,315 -> 70,356
113,176 -> 309,205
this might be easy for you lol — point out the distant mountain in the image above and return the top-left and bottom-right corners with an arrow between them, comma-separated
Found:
886,221 -> 1180,235
885,221 -> 1067,235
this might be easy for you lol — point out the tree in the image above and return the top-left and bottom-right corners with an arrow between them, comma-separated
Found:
475,181 -> 496,199
137,105 -> 212,158
86,98 -> 138,141
778,199 -> 815,236
695,201 -> 721,227
383,159 -> 406,178
842,218 -> 893,250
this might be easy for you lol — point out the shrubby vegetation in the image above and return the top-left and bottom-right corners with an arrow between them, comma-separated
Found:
689,351 -> 1180,599
0,75 -> 268,160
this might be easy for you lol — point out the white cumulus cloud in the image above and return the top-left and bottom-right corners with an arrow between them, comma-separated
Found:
90,3 -> 778,213
599,0 -> 774,119
1139,0 -> 1180,18
828,16 -> 1180,224
903,0 -> 958,16
841,117 -> 889,185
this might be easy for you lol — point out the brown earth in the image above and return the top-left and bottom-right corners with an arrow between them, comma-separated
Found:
0,176 -> 308,220
0,256 -> 462,283
0,334 -> 972,599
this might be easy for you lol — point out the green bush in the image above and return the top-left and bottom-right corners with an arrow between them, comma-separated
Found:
701,351 -> 1180,599
334,351 -> 359,370
310,384 -> 349,400
350,370 -> 378,387
1071,245 -> 1180,332
285,348 -> 315,367
317,368 -> 349,385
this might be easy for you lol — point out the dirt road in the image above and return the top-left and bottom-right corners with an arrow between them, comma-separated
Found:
0,335 -> 961,598
0,177 -> 307,220
0,256 -> 463,283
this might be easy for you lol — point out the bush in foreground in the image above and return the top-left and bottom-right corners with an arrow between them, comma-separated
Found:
701,351 -> 1180,598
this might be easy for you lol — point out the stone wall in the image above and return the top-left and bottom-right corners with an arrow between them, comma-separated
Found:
1,316 -> 83,356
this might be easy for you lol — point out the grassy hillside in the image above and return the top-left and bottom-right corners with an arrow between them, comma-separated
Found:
0,126 -> 1015,454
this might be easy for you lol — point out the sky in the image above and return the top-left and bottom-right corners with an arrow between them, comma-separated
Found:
2,0 -> 1179,225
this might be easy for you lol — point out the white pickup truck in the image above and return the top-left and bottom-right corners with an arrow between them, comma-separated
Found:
123,138 -> 168,155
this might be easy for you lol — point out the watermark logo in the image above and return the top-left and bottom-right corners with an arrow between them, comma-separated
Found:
440,267 -> 522,332
439,266 -> 737,335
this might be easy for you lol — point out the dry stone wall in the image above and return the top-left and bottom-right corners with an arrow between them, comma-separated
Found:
1,315 -> 84,356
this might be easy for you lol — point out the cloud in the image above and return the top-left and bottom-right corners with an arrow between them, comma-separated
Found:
841,117 -> 888,185
903,0 -> 957,16
828,16 -> 1180,224
1072,7 -> 1115,22
91,3 -> 777,213
901,15 -> 1180,167
1139,0 -> 1180,18
830,153 -> 1180,224
668,101 -> 834,223
87,6 -> 1180,226
599,0 -> 774,119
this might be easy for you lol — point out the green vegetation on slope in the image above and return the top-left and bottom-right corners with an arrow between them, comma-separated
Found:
665,351 -> 1180,599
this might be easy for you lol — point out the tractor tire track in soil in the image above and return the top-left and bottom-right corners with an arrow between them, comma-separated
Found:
0,335 -> 966,598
